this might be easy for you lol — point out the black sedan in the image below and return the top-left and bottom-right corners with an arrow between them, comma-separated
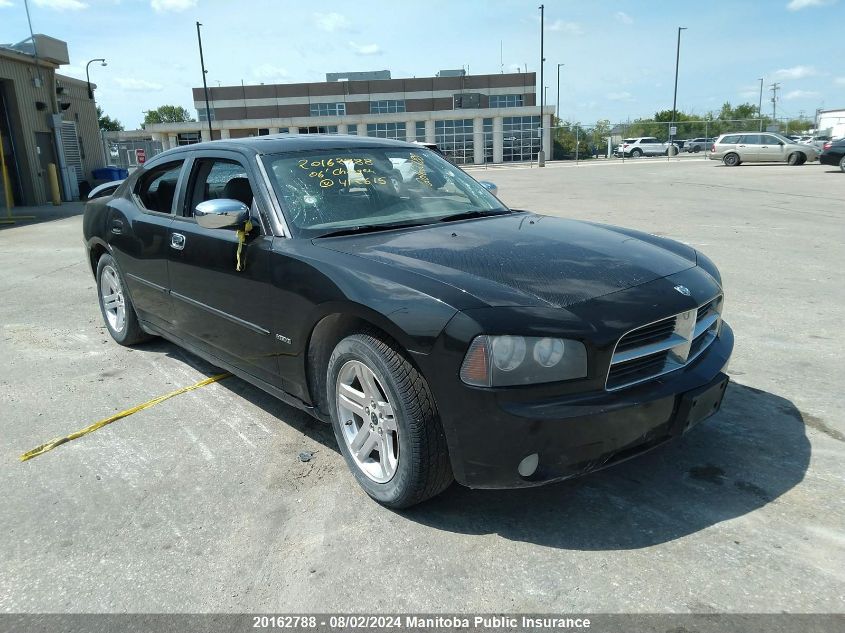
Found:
820,138 -> 845,172
83,135 -> 733,508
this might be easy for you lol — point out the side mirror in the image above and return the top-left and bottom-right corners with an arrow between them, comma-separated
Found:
479,180 -> 499,197
195,198 -> 249,230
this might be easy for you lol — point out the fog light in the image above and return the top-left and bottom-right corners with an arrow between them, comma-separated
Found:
518,453 -> 539,477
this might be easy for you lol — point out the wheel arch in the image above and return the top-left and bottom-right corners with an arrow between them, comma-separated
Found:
86,237 -> 112,276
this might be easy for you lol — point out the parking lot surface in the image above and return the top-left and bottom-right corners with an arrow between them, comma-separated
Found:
1,158 -> 843,613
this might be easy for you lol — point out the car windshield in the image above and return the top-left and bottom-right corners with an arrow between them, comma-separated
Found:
262,146 -> 509,237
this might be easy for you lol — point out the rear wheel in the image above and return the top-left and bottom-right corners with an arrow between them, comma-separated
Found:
327,333 -> 453,509
96,254 -> 150,346
723,153 -> 740,167
787,152 -> 803,166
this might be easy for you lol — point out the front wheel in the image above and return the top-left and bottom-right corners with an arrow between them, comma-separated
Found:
787,152 -> 803,166
839,155 -> 845,173
327,333 -> 453,509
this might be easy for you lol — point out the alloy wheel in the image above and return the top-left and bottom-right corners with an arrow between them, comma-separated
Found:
335,360 -> 399,483
100,265 -> 126,333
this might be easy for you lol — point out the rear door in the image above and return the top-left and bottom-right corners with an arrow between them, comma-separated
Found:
737,134 -> 762,161
109,159 -> 185,327
167,150 -> 280,385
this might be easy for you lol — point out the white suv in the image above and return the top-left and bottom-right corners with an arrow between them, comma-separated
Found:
615,137 -> 677,158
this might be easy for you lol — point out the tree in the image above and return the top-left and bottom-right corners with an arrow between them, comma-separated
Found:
97,106 -> 124,132
142,105 -> 195,126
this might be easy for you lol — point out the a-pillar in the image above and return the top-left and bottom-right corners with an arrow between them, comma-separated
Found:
493,116 -> 503,164
472,117 -> 484,165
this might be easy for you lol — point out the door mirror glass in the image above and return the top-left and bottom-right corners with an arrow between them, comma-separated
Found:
195,198 -> 249,229
479,181 -> 498,196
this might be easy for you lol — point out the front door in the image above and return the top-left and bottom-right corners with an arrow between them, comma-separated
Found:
758,134 -> 786,162
167,152 -> 279,385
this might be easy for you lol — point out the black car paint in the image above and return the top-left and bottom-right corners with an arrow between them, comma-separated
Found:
83,135 -> 733,489
820,138 -> 845,168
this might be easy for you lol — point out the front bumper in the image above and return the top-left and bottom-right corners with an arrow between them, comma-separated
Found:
427,322 -> 734,489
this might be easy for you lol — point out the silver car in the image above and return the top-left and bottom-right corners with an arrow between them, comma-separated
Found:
709,132 -> 819,166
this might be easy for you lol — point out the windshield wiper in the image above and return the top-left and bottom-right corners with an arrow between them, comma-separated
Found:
437,209 -> 511,223
316,222 -> 428,239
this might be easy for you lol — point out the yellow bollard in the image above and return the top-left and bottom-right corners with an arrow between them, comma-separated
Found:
47,163 -> 61,206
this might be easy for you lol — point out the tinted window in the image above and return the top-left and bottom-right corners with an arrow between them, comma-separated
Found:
740,134 -> 762,144
761,135 -> 782,145
185,158 -> 254,216
720,135 -> 741,144
134,161 -> 183,214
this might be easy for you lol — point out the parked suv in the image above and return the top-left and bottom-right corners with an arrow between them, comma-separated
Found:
709,132 -> 819,166
615,137 -> 677,158
686,137 -> 715,153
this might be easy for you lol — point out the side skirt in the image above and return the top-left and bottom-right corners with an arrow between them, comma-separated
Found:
139,319 -> 331,424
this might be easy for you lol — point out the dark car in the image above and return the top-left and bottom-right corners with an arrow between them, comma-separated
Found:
83,135 -> 733,508
819,138 -> 845,172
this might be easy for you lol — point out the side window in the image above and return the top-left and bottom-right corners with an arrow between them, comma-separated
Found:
186,158 -> 254,217
134,161 -> 184,214
721,135 -> 740,144
762,135 -> 781,145
740,134 -> 762,145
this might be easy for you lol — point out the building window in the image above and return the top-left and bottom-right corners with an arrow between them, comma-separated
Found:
300,126 -> 339,134
346,126 -> 358,135
197,108 -> 215,122
257,128 -> 270,136
370,100 -> 406,114
489,94 -> 524,108
278,127 -> 289,134
176,132 -> 201,145
309,102 -> 346,117
434,119 -> 474,164
415,121 -> 426,142
366,122 -> 406,140
502,116 -> 540,162
453,93 -> 481,109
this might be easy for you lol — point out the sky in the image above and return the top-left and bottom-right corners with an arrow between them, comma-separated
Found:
1,0 -> 843,129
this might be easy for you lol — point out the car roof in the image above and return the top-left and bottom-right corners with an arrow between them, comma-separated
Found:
156,134 -> 414,160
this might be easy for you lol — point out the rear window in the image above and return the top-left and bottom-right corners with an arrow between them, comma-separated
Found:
622,139 -> 636,144
720,135 -> 741,144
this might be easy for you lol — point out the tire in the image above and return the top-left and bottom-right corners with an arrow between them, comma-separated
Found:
631,148 -> 642,158
723,153 -> 740,167
798,155 -> 807,165
787,152 -> 803,166
693,146 -> 702,153
840,156 -> 845,173
327,333 -> 453,509
96,253 -> 150,346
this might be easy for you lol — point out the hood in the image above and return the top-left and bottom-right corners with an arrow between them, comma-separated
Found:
315,214 -> 697,308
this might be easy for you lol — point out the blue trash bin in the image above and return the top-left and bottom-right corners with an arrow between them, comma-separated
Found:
93,167 -> 129,181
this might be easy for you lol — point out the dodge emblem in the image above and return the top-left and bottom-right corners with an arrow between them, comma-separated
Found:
674,285 -> 691,296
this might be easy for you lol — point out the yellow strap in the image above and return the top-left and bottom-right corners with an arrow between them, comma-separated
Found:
19,373 -> 231,462
236,220 -> 253,272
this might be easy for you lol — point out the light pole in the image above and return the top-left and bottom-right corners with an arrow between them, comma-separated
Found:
196,21 -> 213,138
538,4 -> 546,166
758,77 -> 764,131
670,27 -> 686,153
556,63 -> 564,123
86,58 -> 106,100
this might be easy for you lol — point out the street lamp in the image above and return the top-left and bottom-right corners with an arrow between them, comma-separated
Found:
758,77 -> 764,131
86,58 -> 107,99
556,63 -> 564,123
669,27 -> 686,154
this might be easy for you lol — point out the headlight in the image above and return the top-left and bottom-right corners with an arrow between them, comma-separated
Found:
460,335 -> 588,387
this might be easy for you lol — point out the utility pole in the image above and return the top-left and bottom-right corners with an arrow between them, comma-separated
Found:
556,63 -> 564,124
538,4 -> 546,166
758,77 -> 764,131
770,82 -> 780,125
670,26 -> 687,154
196,21 -> 213,138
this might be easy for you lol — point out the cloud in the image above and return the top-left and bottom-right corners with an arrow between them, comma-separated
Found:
150,0 -> 196,12
786,0 -> 836,10
784,89 -> 820,100
834,77 -> 845,85
252,64 -> 289,83
547,20 -> 583,35
0,0 -> 14,7
349,41 -> 381,56
607,91 -> 634,102
115,77 -> 164,92
314,11 -> 350,32
32,0 -> 88,10
772,65 -> 817,80
614,11 -> 633,24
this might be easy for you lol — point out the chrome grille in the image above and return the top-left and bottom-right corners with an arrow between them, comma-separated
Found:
606,295 -> 723,391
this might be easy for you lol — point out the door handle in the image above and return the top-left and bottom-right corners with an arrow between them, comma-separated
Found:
110,219 -> 124,235
170,233 -> 186,250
